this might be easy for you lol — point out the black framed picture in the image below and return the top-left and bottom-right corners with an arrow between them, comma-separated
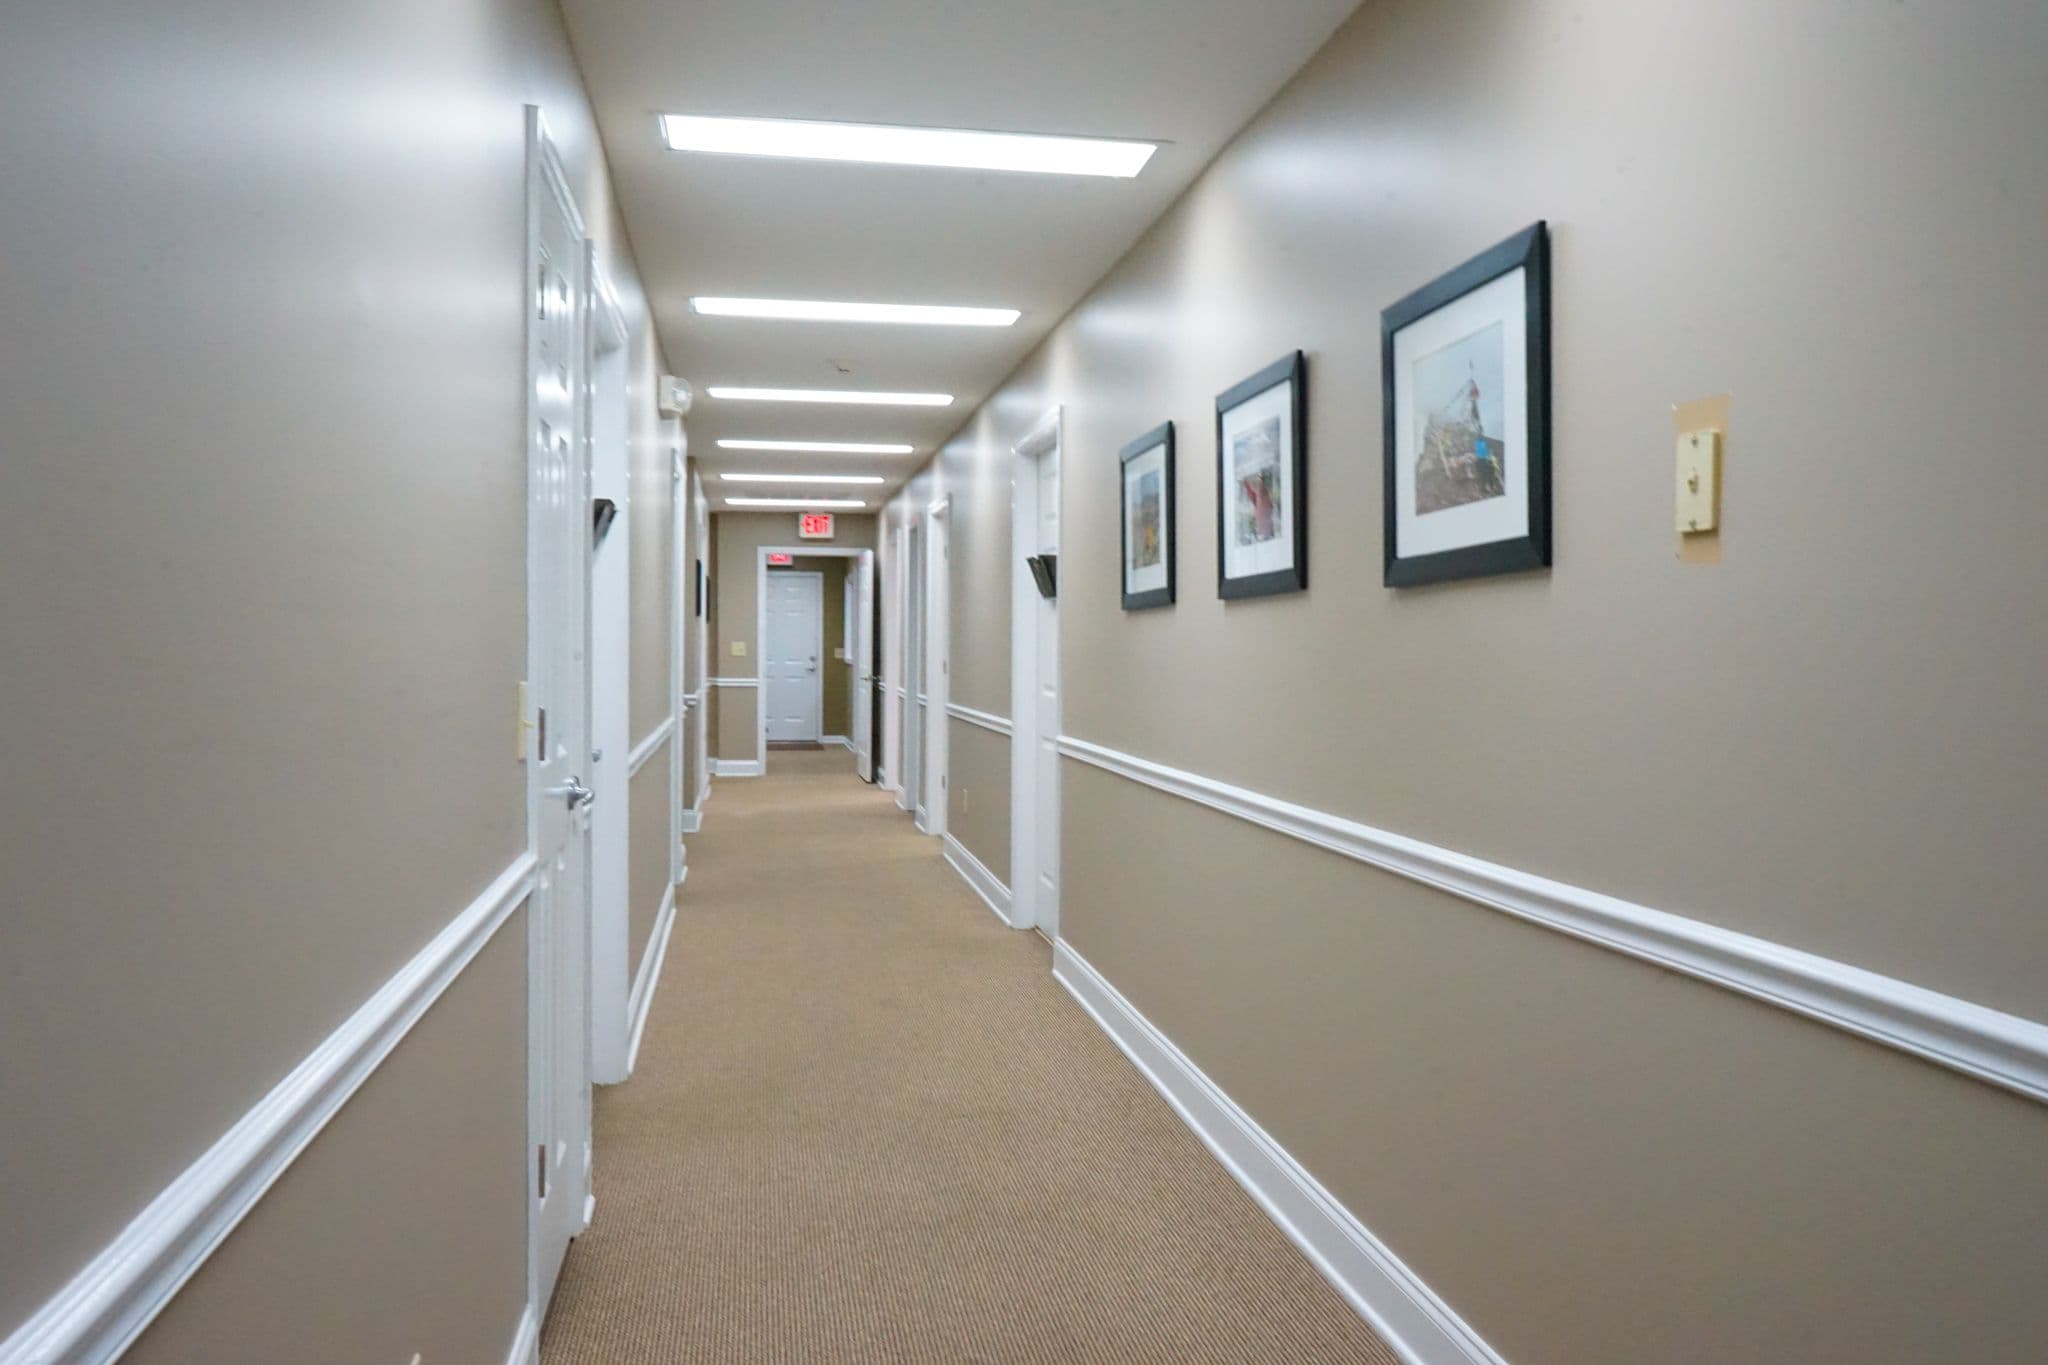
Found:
1119,421 -> 1175,610
1381,220 -> 1550,586
693,558 -> 705,617
1215,351 -> 1307,599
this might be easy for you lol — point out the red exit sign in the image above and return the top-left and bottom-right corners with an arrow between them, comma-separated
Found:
798,512 -> 835,540
766,552 -> 794,566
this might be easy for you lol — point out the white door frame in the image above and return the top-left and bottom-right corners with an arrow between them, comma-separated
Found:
902,519 -> 924,826
523,105 -> 594,1326
669,435 -> 687,878
852,550 -> 876,781
586,275 -> 632,1087
1010,407 -> 1062,935
923,496 -> 951,838
763,568 -> 825,743
684,470 -> 708,822
754,544 -> 870,771
889,521 -> 911,809
690,472 -> 711,811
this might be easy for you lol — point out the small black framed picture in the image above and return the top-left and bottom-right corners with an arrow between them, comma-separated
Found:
1215,351 -> 1307,599
1119,421 -> 1175,610
1382,221 -> 1550,586
693,558 -> 706,617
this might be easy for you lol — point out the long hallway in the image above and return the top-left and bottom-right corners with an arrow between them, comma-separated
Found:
539,750 -> 1397,1364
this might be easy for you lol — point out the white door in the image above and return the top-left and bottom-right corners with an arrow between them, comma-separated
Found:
693,478 -> 711,799
764,571 -> 823,742
923,505 -> 949,837
904,523 -> 924,824
525,110 -> 592,1317
853,550 -> 875,780
888,526 -> 908,806
1030,451 -> 1060,937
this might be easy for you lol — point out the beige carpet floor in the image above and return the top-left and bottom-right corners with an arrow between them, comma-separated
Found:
539,749 -> 1399,1364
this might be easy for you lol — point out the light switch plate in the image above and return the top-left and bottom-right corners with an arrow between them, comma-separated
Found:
730,641 -> 746,657
1676,429 -> 1721,533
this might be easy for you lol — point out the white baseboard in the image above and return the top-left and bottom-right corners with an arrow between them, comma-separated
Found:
0,855 -> 538,1365
505,1302 -> 539,1365
682,783 -> 709,833
1052,941 -> 1505,1365
1058,735 -> 2048,1107
942,833 -> 1014,928
822,733 -> 852,750
623,880 -> 678,1078
709,758 -> 762,778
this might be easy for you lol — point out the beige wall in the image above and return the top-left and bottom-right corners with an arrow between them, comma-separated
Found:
0,0 -> 666,1350
945,720 -> 1012,881
888,1 -> 2048,1359
625,382 -> 678,982
875,415 -> 1015,855
710,512 -> 878,760
126,926 -> 528,1365
1063,766 -> 2048,1363
628,762 -> 672,970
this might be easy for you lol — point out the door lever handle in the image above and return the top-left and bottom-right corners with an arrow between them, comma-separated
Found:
546,776 -> 595,809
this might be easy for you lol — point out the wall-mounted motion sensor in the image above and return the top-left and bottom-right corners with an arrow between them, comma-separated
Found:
659,375 -> 693,417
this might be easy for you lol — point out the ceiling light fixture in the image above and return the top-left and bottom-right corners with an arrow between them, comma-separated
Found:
721,473 -> 885,485
717,439 -> 915,455
660,114 -> 1157,178
692,297 -> 1018,327
706,386 -> 952,407
724,496 -> 869,509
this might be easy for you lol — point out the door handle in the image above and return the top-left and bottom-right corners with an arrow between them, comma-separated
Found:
546,775 -> 595,809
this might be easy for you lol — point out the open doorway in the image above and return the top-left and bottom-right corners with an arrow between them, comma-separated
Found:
755,544 -> 874,774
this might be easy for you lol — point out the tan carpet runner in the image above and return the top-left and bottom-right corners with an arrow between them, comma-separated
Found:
540,748 -> 1399,1364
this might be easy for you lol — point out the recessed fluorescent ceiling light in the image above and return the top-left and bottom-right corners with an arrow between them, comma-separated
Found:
717,439 -> 915,454
725,496 -> 868,508
707,386 -> 952,407
721,473 -> 885,485
692,297 -> 1018,327
660,114 -> 1156,178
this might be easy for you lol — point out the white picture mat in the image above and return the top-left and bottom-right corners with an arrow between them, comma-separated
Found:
1220,379 -> 1295,581
1391,267 -> 1529,560
1123,441 -> 1170,595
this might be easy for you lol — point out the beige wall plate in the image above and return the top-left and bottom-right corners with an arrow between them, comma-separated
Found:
1676,429 -> 1721,533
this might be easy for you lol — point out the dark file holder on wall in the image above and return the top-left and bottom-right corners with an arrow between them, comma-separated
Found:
1025,553 -> 1058,599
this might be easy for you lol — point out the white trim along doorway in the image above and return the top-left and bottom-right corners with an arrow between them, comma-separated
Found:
753,544 -> 874,775
585,272 -> 632,1088
922,496 -> 951,839
1010,408 -> 1062,939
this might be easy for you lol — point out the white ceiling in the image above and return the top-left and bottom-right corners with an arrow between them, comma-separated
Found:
559,0 -> 1361,505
